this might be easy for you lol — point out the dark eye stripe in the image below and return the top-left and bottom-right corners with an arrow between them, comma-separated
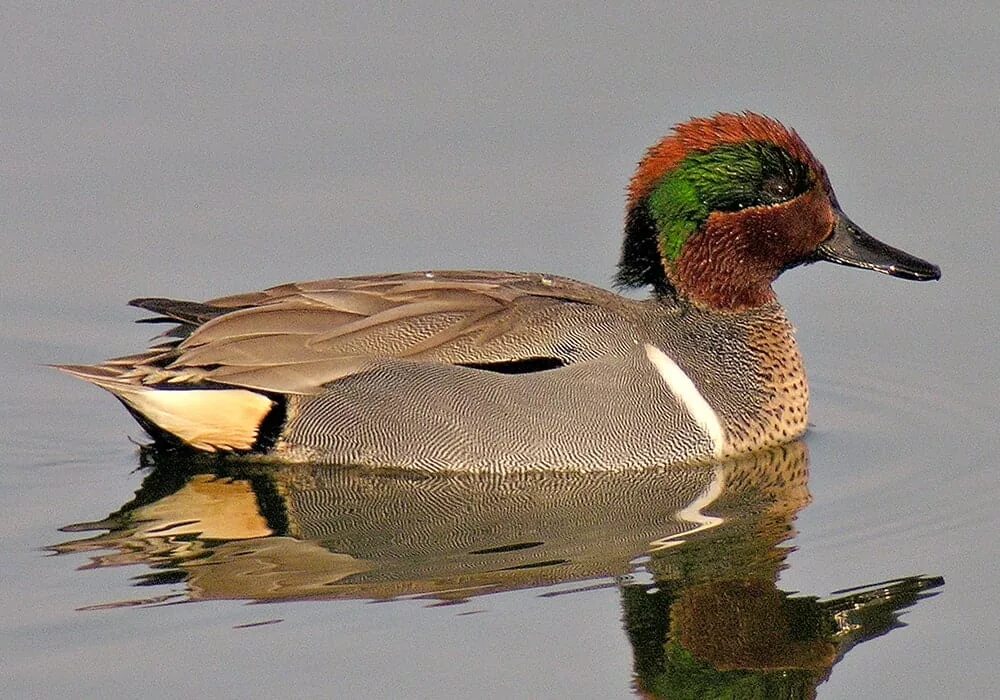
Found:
727,143 -> 811,209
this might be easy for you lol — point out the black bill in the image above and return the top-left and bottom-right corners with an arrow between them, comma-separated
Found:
815,211 -> 941,281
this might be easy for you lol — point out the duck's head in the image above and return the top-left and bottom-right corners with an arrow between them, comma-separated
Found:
616,112 -> 941,310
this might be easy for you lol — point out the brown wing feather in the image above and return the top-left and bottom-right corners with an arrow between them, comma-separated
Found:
103,272 -> 635,394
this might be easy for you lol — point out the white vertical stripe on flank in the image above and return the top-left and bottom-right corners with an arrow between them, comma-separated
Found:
643,343 -> 724,457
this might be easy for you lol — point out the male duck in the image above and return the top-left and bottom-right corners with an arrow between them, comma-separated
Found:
61,113 -> 940,472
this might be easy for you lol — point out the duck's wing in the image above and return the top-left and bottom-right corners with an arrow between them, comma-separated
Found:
74,271 -> 641,395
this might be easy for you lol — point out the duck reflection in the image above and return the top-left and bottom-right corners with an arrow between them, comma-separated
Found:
53,442 -> 942,696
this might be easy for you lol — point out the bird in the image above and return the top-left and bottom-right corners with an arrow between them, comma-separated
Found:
59,112 -> 940,472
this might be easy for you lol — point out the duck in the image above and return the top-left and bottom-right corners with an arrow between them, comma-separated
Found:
60,112 -> 940,472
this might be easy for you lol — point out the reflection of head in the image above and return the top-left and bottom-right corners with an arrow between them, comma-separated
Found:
624,567 -> 943,697
672,580 -> 835,672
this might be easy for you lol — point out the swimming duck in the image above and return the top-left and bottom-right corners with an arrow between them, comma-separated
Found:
60,113 -> 940,471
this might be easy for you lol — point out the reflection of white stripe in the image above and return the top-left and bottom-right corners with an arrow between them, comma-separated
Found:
676,466 -> 725,527
644,343 -> 724,457
650,466 -> 726,550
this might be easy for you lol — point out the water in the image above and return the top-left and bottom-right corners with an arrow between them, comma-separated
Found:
3,5 -> 998,699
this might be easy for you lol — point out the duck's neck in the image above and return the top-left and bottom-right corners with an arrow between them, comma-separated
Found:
668,224 -> 778,310
616,201 -> 778,311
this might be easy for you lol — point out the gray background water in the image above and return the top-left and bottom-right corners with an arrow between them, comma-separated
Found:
3,3 -> 998,698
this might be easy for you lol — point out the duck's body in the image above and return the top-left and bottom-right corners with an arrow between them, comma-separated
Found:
61,113 -> 939,471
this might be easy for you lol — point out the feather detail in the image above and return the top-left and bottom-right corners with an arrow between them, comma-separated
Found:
55,365 -> 273,450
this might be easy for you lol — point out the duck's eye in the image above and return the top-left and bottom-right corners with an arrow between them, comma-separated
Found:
761,175 -> 792,200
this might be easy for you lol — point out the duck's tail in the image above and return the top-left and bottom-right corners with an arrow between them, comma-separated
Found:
56,364 -> 275,452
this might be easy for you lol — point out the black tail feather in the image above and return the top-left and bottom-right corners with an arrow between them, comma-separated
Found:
129,297 -> 233,326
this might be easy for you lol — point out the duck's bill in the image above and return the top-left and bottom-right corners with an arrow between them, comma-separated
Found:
814,212 -> 941,281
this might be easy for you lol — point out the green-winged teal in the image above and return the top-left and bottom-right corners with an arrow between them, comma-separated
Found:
60,113 -> 940,471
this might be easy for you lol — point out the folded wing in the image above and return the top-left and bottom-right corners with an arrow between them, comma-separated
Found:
68,271 -> 633,396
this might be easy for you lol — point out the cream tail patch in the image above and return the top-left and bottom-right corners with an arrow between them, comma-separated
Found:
643,343 -> 725,457
114,388 -> 274,451
58,362 -> 274,451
